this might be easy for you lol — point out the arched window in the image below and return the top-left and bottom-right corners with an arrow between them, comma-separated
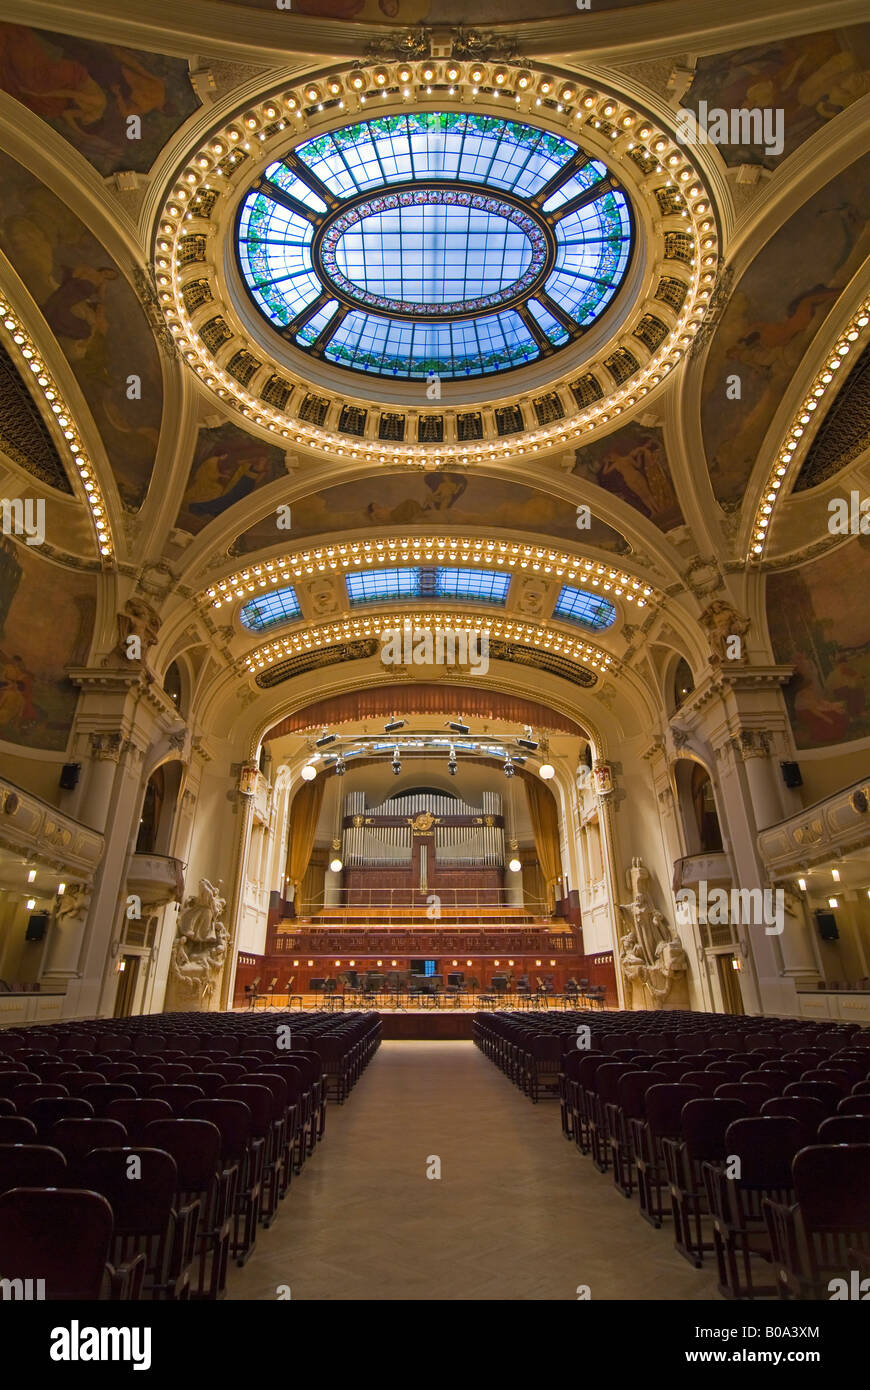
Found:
136,766 -> 165,855
690,763 -> 724,854
672,657 -> 694,712
164,661 -> 183,714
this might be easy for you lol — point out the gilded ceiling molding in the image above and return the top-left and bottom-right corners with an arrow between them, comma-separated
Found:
0,294 -> 115,563
748,293 -> 870,564
153,60 -> 720,466
241,610 -> 617,679
198,536 -> 658,613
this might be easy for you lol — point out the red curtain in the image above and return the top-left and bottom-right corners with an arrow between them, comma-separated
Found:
266,685 -> 583,739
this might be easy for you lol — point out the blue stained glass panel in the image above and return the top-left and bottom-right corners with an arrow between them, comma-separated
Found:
553,584 -> 617,631
240,586 -> 302,632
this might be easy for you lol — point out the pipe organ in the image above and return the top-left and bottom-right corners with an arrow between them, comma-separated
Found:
340,789 -> 506,876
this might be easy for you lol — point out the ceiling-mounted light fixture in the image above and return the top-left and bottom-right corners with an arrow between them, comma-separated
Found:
538,763 -> 555,780
446,720 -> 469,735
447,746 -> 458,776
384,719 -> 407,733
315,730 -> 336,748
508,857 -> 522,873
300,763 -> 317,781
503,756 -> 515,778
516,737 -> 538,752
329,855 -> 343,873
335,756 -> 347,776
391,747 -> 402,776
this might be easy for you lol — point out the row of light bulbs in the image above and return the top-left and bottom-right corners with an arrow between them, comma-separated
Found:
156,62 -> 718,466
0,299 -> 113,561
244,611 -> 615,674
284,958 -> 560,966
749,296 -> 870,560
204,538 -> 655,610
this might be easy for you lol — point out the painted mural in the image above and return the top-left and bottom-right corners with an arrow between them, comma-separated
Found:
178,423 -> 291,537
701,154 -> 870,508
682,28 -> 870,170
232,470 -> 631,555
0,25 -> 198,177
0,535 -> 94,750
0,153 -> 163,511
571,423 -> 682,532
768,539 -> 870,749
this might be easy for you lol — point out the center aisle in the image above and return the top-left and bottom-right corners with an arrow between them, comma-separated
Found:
231,1040 -> 720,1301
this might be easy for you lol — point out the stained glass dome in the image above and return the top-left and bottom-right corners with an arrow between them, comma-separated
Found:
236,112 -> 634,382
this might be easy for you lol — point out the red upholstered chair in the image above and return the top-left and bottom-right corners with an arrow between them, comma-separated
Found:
106,1098 -> 174,1144
0,1187 -> 143,1299
0,1141 -> 67,1193
662,1098 -> 750,1267
185,1098 -> 259,1267
145,1118 -> 231,1300
764,1145 -> 870,1299
49,1118 -> 129,1181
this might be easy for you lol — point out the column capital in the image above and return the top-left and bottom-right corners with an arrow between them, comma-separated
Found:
88,731 -> 124,763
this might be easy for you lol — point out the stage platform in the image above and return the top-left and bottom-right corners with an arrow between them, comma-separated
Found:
232,994 -> 614,1037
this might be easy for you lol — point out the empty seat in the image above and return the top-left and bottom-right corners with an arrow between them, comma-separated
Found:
49,1118 -> 129,1180
185,1098 -> 260,1267
663,1098 -> 749,1267
703,1116 -> 801,1299
23,1096 -> 94,1137
145,1118 -> 231,1300
818,1115 -> 870,1143
0,1142 -> 67,1192
80,1083 -> 138,1116
79,1147 -> 197,1301
712,1082 -> 774,1114
632,1083 -> 702,1229
148,1084 -> 206,1116
783,1081 -> 841,1114
106,1098 -> 174,1143
764,1145 -> 870,1299
0,1187 -> 143,1300
0,1115 -> 37,1143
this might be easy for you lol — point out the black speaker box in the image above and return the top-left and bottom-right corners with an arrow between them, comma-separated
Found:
815,910 -> 839,942
780,761 -> 803,788
25,912 -> 49,942
59,762 -> 81,790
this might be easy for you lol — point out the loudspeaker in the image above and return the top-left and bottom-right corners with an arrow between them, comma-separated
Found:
59,762 -> 81,790
25,912 -> 49,942
780,761 -> 803,788
814,909 -> 839,942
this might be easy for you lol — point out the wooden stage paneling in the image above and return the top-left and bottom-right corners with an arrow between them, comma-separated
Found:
377,1010 -> 476,1039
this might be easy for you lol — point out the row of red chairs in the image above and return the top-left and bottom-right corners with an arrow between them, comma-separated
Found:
474,1011 -> 870,1298
0,1011 -> 381,1299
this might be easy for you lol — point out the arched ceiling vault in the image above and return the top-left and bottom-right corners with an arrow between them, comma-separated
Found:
0,1 -> 867,768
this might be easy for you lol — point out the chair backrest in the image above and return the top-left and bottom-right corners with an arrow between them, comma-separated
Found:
705,1061 -> 752,1081
144,1118 -> 222,1188
615,1071 -> 661,1118
783,1080 -> 842,1113
8,1082 -> 69,1108
49,1117 -> 129,1169
183,1098 -> 253,1159
148,1084 -> 206,1115
836,1095 -> 870,1116
801,1068 -> 851,1095
24,1096 -> 95,1136
644,1083 -> 703,1137
105,1098 -> 174,1142
0,1142 -> 67,1192
792,1144 -> 870,1230
681,1098 -> 750,1159
818,1114 -> 870,1144
596,1062 -> 637,1102
80,1147 -> 178,1235
80,1083 -> 138,1116
712,1081 -> 774,1113
722,1116 -> 801,1187
760,1095 -> 828,1146
679,1071 -> 721,1098
0,1115 -> 38,1143
0,1187 -> 114,1299
216,1083 -> 272,1133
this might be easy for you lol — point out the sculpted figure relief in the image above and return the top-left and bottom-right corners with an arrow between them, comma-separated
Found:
618,856 -> 689,1008
166,876 -> 228,1010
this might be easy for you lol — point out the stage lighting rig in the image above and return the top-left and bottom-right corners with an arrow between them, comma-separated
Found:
384,719 -> 407,733
315,731 -> 337,748
446,720 -> 469,735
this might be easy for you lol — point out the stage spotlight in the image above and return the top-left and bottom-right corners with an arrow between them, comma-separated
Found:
335,756 -> 347,776
503,757 -> 515,778
447,747 -> 458,775
315,731 -> 336,748
538,763 -> 555,780
516,737 -> 538,752
384,719 -> 407,733
300,763 -> 317,781
391,748 -> 402,775
446,720 -> 469,735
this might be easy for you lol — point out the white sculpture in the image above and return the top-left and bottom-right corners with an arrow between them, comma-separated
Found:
178,877 -> 225,944
166,877 -> 229,1010
618,857 -> 689,1008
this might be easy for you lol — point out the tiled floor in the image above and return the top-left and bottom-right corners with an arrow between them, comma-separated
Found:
231,1040 -> 720,1301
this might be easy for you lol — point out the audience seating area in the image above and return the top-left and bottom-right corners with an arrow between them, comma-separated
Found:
473,1010 -> 870,1299
0,1009 -> 380,1300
